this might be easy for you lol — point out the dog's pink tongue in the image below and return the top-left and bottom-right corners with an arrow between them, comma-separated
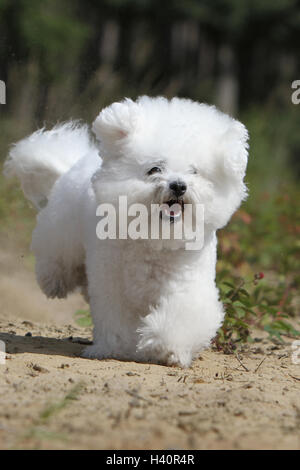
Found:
162,203 -> 182,218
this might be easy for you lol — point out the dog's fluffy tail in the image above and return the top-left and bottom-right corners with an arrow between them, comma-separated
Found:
4,122 -> 97,210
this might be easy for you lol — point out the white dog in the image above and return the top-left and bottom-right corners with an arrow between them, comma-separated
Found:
4,96 -> 249,367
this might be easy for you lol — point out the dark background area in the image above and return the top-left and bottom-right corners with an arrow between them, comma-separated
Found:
0,0 -> 299,145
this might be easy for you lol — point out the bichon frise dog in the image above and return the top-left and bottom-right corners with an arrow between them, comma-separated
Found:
4,96 -> 249,367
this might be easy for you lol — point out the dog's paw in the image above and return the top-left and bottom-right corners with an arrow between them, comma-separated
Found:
138,344 -> 192,368
137,329 -> 192,368
36,260 -> 86,299
35,260 -> 68,299
137,316 -> 193,368
165,351 -> 192,368
39,274 -> 68,299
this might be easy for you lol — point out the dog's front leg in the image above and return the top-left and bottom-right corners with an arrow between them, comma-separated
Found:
137,286 -> 224,368
137,304 -> 194,367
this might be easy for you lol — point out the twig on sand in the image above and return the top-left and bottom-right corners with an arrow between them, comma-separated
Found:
254,356 -> 266,373
289,374 -> 300,382
235,354 -> 249,372
126,389 -> 152,404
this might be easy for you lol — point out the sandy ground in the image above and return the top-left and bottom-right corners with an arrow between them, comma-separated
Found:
0,249 -> 300,450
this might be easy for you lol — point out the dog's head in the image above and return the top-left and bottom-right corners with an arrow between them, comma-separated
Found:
92,96 -> 249,244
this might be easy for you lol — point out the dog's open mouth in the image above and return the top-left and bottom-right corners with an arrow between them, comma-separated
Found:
160,199 -> 184,223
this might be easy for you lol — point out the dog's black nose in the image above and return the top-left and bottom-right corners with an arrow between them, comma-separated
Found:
169,180 -> 187,197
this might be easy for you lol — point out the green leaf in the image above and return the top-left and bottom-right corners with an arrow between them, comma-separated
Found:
74,310 -> 92,327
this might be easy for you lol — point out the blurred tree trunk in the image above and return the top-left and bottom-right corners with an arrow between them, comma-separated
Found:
100,20 -> 119,65
8,60 -> 39,135
216,44 -> 239,116
171,21 -> 199,88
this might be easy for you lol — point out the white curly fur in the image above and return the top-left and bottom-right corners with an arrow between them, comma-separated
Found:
4,96 -> 249,367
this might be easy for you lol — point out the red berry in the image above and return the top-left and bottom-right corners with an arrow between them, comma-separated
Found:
254,272 -> 265,281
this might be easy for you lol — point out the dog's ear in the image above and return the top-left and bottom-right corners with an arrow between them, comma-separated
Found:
219,120 -> 249,184
92,99 -> 139,157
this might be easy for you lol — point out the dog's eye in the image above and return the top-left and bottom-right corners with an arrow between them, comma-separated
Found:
147,166 -> 162,176
191,167 -> 198,175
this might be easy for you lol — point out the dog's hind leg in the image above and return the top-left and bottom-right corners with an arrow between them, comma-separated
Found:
31,180 -> 87,300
